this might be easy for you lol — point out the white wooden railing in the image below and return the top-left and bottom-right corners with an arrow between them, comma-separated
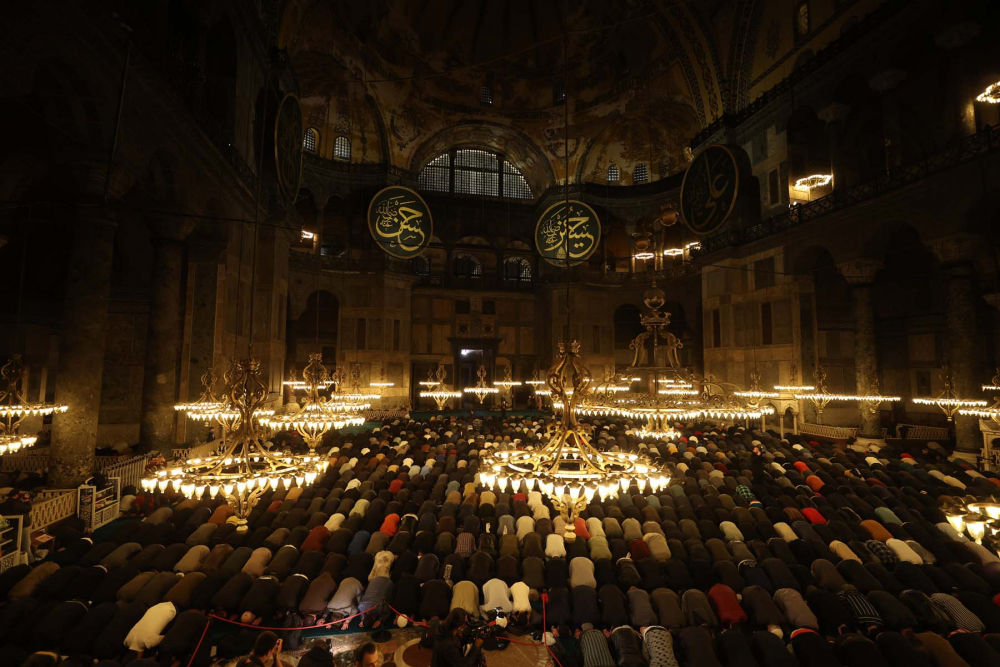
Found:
895,423 -> 950,440
800,424 -> 889,440
800,423 -> 859,439
0,447 -> 52,473
364,409 -> 408,422
100,454 -> 151,491
0,515 -> 24,572
30,489 -> 77,530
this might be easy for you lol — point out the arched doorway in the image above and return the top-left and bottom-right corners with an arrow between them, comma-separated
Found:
288,291 -> 339,377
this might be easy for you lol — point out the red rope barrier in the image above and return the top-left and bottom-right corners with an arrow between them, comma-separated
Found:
185,618 -> 211,667
208,608 -> 367,632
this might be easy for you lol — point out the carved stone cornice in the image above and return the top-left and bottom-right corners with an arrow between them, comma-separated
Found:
929,233 -> 982,269
869,69 -> 908,93
817,102 -> 852,124
837,259 -> 883,286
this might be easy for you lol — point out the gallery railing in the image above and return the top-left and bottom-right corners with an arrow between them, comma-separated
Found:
696,125 -> 1000,255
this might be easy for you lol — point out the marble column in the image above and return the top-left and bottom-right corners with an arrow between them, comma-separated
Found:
838,259 -> 884,439
138,237 -> 186,452
931,234 -> 983,456
50,209 -> 117,487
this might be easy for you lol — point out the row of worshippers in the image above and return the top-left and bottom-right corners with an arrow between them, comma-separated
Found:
3,414 -> 1000,666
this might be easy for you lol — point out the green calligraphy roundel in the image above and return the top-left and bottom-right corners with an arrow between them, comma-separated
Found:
534,200 -> 601,267
274,93 -> 303,203
367,186 -> 434,259
680,144 -> 740,235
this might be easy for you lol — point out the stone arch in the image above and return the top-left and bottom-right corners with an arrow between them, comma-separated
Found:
141,149 -> 184,207
577,104 -> 700,186
32,60 -> 104,148
409,121 -> 554,196
613,303 -> 643,351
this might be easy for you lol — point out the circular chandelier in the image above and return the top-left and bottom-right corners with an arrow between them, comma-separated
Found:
493,366 -> 522,396
480,341 -> 667,540
261,354 -> 366,451
0,355 -> 68,454
175,370 -> 224,417
959,368 -> 1000,425
912,368 -> 986,422
464,365 -> 499,404
145,358 -> 328,529
419,364 -> 462,410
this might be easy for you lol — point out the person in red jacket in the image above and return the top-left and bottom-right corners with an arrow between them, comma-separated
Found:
708,584 -> 747,628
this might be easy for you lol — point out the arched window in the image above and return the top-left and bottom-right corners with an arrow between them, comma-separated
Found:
553,79 -> 566,105
503,257 -> 532,282
633,163 -> 649,183
333,135 -> 351,160
454,254 -> 482,279
455,149 -> 499,196
607,164 -> 620,183
503,161 -> 532,199
413,256 -> 431,276
418,149 -> 533,199
795,2 -> 810,41
302,128 -> 319,153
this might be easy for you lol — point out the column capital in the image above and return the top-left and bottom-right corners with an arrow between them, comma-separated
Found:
837,259 -> 883,286
934,21 -> 980,50
145,209 -> 197,242
869,69 -> 908,93
818,102 -> 852,124
929,232 -> 982,268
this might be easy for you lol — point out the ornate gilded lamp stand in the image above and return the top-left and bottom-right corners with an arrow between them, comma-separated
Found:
481,342 -> 666,541
0,355 -> 68,453
912,367 -> 986,421
419,364 -> 461,411
463,365 -> 499,405
794,367 -> 836,424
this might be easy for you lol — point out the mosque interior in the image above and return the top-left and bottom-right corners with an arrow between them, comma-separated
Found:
2,1 -> 1000,666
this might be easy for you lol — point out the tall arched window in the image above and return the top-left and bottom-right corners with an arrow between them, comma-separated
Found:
455,149 -> 499,196
795,2 -> 810,41
302,128 -> 319,153
633,163 -> 649,183
333,136 -> 351,160
418,149 -> 533,199
607,164 -> 620,183
454,254 -> 483,279
503,257 -> 532,282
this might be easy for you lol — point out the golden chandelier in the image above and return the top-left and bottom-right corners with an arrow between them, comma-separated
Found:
481,341 -> 667,539
146,358 -> 328,529
0,355 -> 68,454
261,353 -> 366,451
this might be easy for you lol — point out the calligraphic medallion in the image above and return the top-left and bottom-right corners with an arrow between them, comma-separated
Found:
679,144 -> 740,235
274,93 -> 303,202
367,186 -> 433,258
534,200 -> 601,267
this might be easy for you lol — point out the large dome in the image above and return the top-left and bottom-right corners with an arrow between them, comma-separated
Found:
279,0 -> 727,190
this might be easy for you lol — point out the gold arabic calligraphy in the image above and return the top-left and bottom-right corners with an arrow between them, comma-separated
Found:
538,204 -> 597,260
374,195 -> 427,254
686,148 -> 734,231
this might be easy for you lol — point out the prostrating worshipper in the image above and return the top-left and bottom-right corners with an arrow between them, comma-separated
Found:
358,575 -> 394,628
